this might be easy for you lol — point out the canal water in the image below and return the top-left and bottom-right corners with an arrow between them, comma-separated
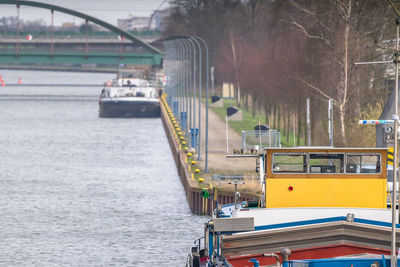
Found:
0,70 -> 207,266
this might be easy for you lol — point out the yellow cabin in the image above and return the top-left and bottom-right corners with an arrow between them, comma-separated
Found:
263,147 -> 388,209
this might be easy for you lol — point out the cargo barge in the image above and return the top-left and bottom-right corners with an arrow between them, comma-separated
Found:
99,72 -> 160,118
187,147 -> 399,267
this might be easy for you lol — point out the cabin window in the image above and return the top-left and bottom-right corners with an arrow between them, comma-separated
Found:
272,153 -> 307,173
309,153 -> 344,173
346,154 -> 381,174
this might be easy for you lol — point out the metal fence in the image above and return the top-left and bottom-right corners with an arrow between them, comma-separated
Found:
241,130 -> 281,149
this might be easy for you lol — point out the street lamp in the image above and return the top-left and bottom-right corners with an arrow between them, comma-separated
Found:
190,37 -> 202,160
191,36 -> 210,172
176,40 -> 189,134
180,39 -> 195,135
163,36 -> 210,170
163,41 -> 175,104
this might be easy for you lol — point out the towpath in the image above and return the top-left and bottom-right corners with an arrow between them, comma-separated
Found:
191,99 -> 255,174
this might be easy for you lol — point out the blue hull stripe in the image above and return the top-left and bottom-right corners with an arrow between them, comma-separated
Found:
254,216 -> 400,231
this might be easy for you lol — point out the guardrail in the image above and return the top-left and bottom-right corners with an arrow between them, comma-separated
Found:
241,130 -> 281,149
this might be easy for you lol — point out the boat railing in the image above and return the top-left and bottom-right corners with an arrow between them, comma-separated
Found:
189,237 -> 206,262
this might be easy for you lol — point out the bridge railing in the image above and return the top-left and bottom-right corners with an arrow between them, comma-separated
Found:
0,35 -> 120,40
0,31 -> 161,40
0,36 -> 159,44
0,44 -> 149,53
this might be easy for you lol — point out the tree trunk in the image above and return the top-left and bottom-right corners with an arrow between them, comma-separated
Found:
264,103 -> 270,128
297,103 -> 301,146
286,110 -> 290,143
339,104 -> 346,146
277,104 -> 281,132
230,31 -> 241,107
237,84 -> 241,107
252,93 -> 256,118
338,0 -> 352,146
283,107 -> 287,138
244,93 -> 249,112
304,105 -> 308,146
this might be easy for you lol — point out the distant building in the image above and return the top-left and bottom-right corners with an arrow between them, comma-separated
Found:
150,9 -> 170,31
61,22 -> 78,31
117,9 -> 170,32
117,15 -> 151,31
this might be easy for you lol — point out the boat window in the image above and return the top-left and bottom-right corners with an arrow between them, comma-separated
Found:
346,154 -> 381,174
272,153 -> 307,173
309,153 -> 344,173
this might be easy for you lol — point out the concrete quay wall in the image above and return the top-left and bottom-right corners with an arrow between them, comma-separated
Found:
160,96 -> 256,215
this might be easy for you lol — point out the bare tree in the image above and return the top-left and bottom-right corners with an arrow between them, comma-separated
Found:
287,0 -> 391,145
163,0 -> 393,146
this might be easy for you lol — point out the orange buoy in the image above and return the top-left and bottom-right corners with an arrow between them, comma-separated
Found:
17,78 -> 22,85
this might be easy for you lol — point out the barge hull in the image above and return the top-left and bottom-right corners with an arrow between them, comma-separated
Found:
99,101 -> 160,118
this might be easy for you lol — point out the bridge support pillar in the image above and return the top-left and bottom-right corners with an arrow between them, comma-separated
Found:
50,9 -> 54,55
16,4 -> 20,56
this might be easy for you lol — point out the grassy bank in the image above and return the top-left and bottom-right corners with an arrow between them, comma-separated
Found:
209,98 -> 305,147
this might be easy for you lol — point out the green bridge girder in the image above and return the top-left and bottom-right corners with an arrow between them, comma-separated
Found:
0,51 -> 163,65
0,0 -> 163,66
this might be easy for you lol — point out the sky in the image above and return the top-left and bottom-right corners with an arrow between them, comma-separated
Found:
1,0 -> 170,26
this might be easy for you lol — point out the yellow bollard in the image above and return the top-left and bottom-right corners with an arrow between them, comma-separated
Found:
191,173 -> 194,180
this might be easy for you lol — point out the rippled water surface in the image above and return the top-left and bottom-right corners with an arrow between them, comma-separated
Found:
0,70 -> 207,266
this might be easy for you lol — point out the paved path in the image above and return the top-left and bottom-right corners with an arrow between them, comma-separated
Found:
187,99 -> 256,173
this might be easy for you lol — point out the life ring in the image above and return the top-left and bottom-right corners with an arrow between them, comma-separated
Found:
105,81 -> 112,87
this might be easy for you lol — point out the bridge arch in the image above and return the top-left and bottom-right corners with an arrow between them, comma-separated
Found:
0,0 -> 162,55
